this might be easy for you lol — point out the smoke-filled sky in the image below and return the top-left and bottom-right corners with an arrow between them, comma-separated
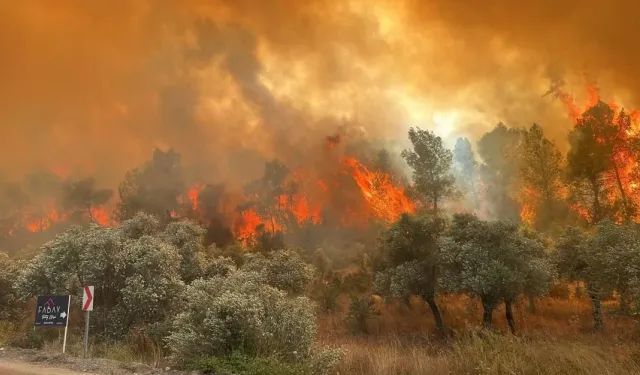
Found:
1,0 -> 638,188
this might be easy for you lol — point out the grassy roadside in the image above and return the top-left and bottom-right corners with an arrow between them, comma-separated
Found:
2,294 -> 640,375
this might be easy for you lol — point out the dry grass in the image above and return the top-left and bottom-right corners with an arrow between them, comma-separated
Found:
318,293 -> 640,374
332,333 -> 640,375
318,293 -> 639,338
3,293 -> 640,374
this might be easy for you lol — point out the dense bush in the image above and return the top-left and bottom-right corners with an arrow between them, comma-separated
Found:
185,353 -> 308,375
167,266 -> 340,374
347,295 -> 380,335
13,213 -> 207,339
242,249 -> 315,294
0,252 -> 21,321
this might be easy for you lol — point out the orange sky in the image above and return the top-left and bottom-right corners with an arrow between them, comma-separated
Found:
1,0 -> 638,188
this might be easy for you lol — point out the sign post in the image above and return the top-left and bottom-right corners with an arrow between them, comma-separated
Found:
82,285 -> 94,359
34,295 -> 71,354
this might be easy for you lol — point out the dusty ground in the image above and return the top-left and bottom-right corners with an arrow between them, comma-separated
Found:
0,348 -> 197,375
0,360 -> 92,375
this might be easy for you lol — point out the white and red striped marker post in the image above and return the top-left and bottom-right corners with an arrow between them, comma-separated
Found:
82,286 -> 94,358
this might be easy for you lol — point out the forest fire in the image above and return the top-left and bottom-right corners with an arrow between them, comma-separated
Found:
556,84 -> 640,224
229,154 -> 414,240
343,157 -> 415,222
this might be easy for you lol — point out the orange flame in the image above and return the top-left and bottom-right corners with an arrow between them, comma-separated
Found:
343,157 -> 415,222
558,84 -> 640,223
187,184 -> 204,210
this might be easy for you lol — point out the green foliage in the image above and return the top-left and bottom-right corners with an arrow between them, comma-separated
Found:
402,127 -> 456,213
374,214 -> 445,300
242,249 -> 315,294
478,123 -> 522,221
167,269 -> 319,364
204,256 -> 237,278
162,220 -> 207,283
557,222 -> 640,317
13,213 -> 211,339
185,354 -> 308,375
9,329 -> 45,349
347,295 -> 379,335
376,260 -> 429,302
440,214 -> 553,304
317,278 -> 342,312
0,252 -> 22,321
519,124 -> 566,230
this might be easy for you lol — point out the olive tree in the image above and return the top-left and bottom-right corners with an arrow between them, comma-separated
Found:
439,213 -> 552,333
15,213 -> 207,339
167,266 -> 341,374
0,252 -> 22,321
162,220 -> 208,283
242,249 -> 315,295
373,213 -> 446,331
589,222 -> 640,313
556,222 -> 640,329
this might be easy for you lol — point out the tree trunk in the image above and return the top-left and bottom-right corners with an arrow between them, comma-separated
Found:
588,287 -> 603,330
612,161 -> 631,222
528,295 -> 536,314
505,299 -> 516,334
481,298 -> 495,330
424,295 -> 444,333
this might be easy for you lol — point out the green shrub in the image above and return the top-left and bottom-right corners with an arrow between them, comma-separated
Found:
0,253 -> 22,321
317,278 -> 342,312
347,295 -> 379,335
242,249 -> 315,294
185,353 -> 307,375
167,271 -> 315,361
9,329 -> 45,349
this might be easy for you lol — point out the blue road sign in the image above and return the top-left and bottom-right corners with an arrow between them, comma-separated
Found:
34,295 -> 70,327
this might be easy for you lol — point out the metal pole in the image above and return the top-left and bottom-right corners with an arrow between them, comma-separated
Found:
83,310 -> 90,358
62,295 -> 71,354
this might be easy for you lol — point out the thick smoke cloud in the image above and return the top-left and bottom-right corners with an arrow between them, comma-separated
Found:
0,0 -> 636,188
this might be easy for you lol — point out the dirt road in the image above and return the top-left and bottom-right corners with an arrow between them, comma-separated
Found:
0,360 -> 94,374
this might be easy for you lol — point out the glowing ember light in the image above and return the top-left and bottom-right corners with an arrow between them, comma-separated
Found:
90,207 -> 110,226
558,84 -> 640,223
187,184 -> 205,210
520,204 -> 535,226
343,157 -> 415,222
26,208 -> 65,232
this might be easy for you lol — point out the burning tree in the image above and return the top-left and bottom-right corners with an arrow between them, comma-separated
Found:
61,177 -> 113,225
116,149 -> 185,223
519,124 -> 565,231
566,101 -> 639,224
